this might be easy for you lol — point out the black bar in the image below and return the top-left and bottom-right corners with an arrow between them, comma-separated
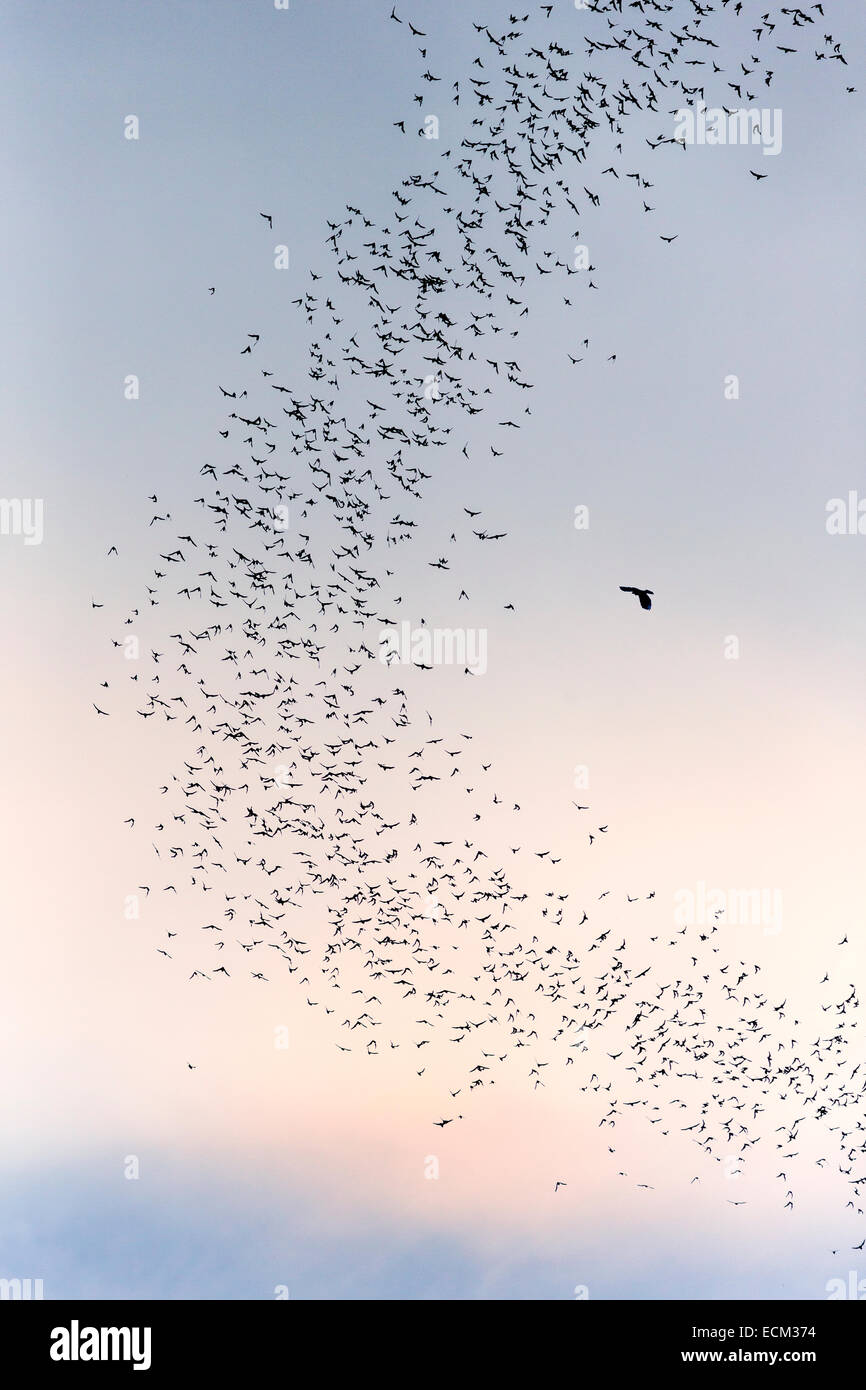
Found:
1,1299 -> 860,1375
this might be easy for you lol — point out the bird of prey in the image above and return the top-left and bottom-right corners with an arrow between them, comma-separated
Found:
620,586 -> 654,610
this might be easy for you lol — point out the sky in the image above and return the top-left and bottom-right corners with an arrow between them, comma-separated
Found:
1,0 -> 865,1300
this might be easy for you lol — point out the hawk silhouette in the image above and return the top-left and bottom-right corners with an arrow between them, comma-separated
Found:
620,586 -> 654,610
